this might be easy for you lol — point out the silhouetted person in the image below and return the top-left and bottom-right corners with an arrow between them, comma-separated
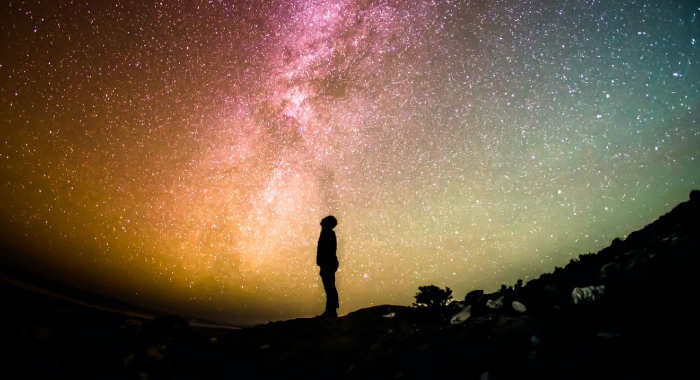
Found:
317,215 -> 339,318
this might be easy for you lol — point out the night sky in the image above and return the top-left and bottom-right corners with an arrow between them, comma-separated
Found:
1,0 -> 699,326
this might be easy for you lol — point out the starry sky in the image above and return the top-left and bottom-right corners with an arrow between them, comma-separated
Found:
1,0 -> 699,326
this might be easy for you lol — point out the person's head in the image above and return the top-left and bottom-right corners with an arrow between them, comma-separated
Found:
320,215 -> 337,229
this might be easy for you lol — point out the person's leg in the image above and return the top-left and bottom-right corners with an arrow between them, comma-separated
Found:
320,269 -> 338,316
327,271 -> 338,309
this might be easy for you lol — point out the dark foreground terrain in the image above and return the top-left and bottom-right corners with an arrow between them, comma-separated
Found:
2,191 -> 699,379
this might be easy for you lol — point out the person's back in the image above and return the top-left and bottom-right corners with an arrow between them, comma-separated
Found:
317,228 -> 338,268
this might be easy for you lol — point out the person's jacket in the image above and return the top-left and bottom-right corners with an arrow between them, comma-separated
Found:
317,229 -> 338,269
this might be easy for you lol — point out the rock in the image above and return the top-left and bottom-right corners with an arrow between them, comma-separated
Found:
464,289 -> 484,305
450,305 -> 471,324
572,285 -> 605,305
531,335 -> 540,347
120,319 -> 142,337
147,344 -> 166,361
511,301 -> 527,313
486,296 -> 504,309
601,262 -> 620,277
690,189 -> 700,201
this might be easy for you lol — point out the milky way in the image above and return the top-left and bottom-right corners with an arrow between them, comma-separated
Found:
1,0 -> 699,325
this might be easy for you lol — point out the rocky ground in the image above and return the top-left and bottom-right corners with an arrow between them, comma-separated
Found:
1,191 -> 699,379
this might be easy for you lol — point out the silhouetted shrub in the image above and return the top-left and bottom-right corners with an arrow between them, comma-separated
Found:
413,285 -> 452,307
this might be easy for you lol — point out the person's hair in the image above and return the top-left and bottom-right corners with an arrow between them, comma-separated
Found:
321,215 -> 337,228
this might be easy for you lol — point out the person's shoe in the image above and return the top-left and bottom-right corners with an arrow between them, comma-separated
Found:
325,311 -> 337,318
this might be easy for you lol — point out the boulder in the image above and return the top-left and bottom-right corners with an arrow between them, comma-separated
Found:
511,301 -> 527,313
486,296 -> 504,309
450,305 -> 472,324
572,285 -> 605,305
690,189 -> 700,202
464,289 -> 484,305
601,262 -> 620,278
120,319 -> 142,337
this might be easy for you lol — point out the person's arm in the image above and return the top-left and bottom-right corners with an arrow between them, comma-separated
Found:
331,231 -> 337,256
330,231 -> 338,269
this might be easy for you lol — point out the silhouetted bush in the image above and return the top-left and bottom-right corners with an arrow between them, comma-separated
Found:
413,285 -> 453,307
